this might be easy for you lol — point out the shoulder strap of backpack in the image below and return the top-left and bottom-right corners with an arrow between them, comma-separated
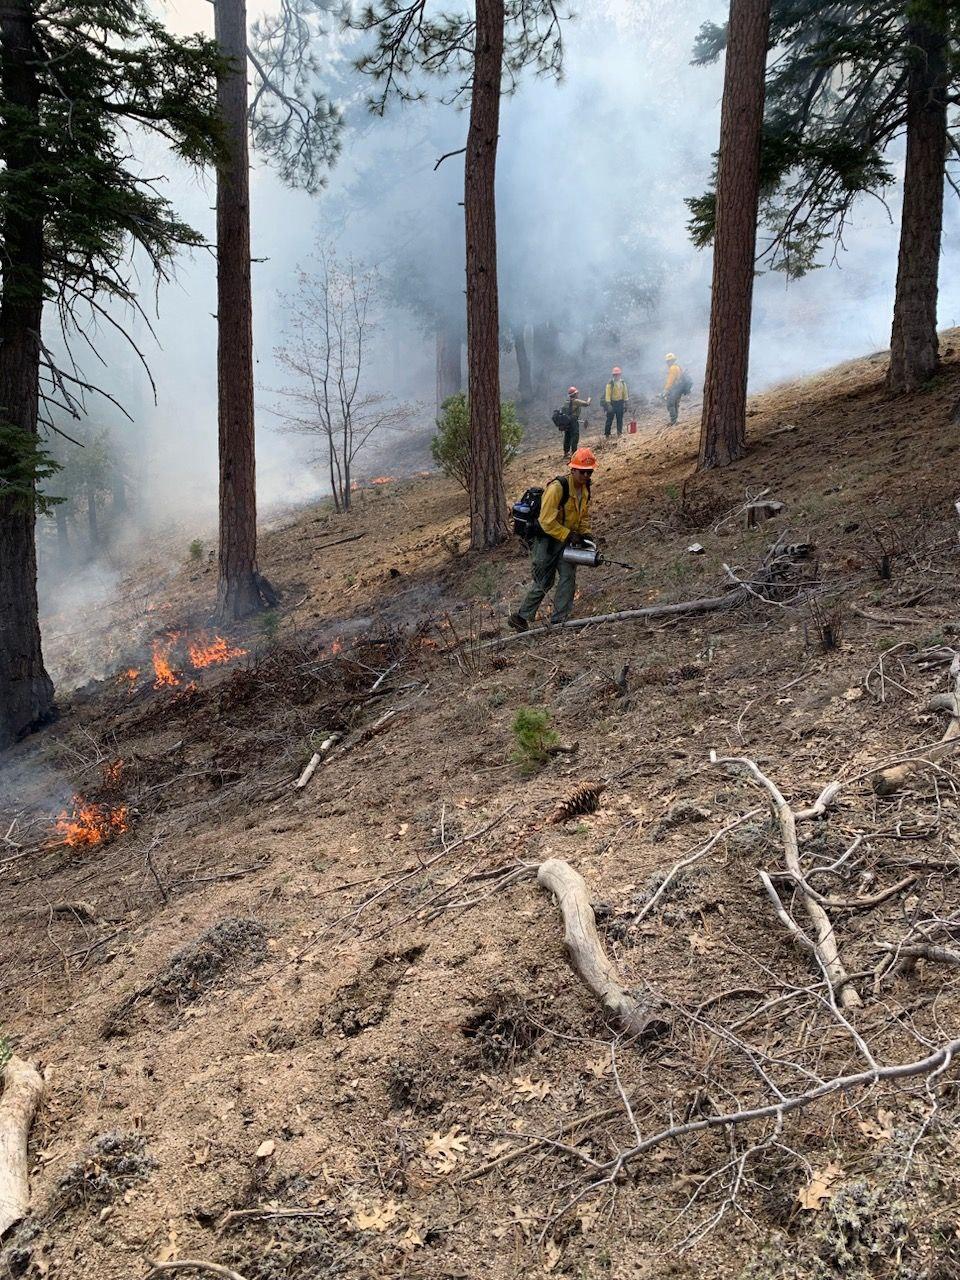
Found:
553,474 -> 570,523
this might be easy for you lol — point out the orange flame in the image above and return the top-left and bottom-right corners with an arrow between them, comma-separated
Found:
370,476 -> 395,486
102,760 -> 124,788
188,634 -> 248,669
152,635 -> 181,689
120,668 -> 139,685
330,637 -> 344,656
54,795 -> 129,848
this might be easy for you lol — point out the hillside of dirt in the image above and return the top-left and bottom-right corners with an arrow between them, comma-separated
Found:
2,338 -> 960,1280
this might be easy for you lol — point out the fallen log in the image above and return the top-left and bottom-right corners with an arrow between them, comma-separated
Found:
875,654 -> 960,795
537,859 -> 661,1037
292,733 -> 341,790
485,589 -> 745,649
0,1056 -> 44,1238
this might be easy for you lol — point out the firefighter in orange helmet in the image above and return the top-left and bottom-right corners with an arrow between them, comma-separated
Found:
508,448 -> 597,631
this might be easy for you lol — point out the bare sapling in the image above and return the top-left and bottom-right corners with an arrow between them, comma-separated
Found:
269,243 -> 414,513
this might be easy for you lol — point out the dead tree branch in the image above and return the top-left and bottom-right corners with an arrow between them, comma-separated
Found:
711,752 -> 861,1009
545,1035 -> 960,1236
875,653 -> 960,795
483,590 -> 746,649
144,1262 -> 249,1280
537,858 -> 662,1037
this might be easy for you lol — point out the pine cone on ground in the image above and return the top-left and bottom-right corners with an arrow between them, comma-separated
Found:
548,782 -> 606,825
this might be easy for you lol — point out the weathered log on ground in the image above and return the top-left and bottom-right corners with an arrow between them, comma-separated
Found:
537,858 -> 661,1037
875,654 -> 960,795
486,589 -> 745,649
0,1056 -> 44,1237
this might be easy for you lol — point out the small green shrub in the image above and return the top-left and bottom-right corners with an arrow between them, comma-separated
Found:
431,393 -> 522,491
188,538 -> 204,562
510,705 -> 559,770
0,1035 -> 10,1074
258,609 -> 282,644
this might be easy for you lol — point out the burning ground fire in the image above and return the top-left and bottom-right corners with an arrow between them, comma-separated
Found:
145,631 -> 248,690
54,796 -> 129,848
188,634 -> 247,668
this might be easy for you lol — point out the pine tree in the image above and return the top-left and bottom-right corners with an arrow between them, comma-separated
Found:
689,2 -> 958,400
213,0 -> 343,620
697,0 -> 771,471
0,0 -> 222,749
354,0 -> 564,549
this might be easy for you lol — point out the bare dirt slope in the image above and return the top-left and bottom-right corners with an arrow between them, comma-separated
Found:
2,337 -> 960,1280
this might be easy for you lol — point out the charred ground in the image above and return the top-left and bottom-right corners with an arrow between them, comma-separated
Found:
2,340 -> 960,1279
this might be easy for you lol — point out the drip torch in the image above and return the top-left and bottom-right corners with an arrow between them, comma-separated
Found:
561,539 -> 636,570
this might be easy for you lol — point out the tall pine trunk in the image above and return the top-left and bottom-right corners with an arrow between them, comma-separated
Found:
886,20 -> 947,395
698,0 -> 771,471
0,0 -> 54,749
465,0 -> 507,551
215,0 -> 262,619
436,322 -> 462,411
512,324 -> 533,402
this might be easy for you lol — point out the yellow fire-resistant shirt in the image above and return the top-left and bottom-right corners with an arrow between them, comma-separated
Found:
604,380 -> 628,403
664,362 -> 682,392
538,477 -> 591,543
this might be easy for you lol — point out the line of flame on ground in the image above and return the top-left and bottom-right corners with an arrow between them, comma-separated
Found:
188,634 -> 248,669
148,632 -> 248,688
54,796 -> 129,848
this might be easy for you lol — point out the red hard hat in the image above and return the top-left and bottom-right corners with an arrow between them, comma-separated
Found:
567,386 -> 578,396
612,367 -> 622,376
569,447 -> 597,470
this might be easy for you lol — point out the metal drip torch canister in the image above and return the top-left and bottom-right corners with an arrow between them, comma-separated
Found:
562,539 -> 603,568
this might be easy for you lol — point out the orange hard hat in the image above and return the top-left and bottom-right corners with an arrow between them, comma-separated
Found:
612,366 -> 622,376
567,386 -> 578,396
569,447 -> 597,470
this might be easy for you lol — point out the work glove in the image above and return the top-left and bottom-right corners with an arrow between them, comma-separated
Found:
567,532 -> 586,548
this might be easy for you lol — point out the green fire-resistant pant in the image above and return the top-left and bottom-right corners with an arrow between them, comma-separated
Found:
518,534 -> 577,624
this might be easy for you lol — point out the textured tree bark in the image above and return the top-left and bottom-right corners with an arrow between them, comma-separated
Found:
887,20 -> 947,395
0,0 -> 55,750
465,0 -> 508,550
698,0 -> 770,471
512,323 -> 533,402
215,0 -> 263,620
436,322 -> 463,411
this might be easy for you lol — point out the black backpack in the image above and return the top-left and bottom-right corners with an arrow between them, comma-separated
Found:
552,407 -> 574,431
512,475 -> 570,541
678,369 -> 694,396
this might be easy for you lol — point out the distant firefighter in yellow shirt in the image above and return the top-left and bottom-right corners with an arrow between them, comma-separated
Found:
663,353 -> 688,424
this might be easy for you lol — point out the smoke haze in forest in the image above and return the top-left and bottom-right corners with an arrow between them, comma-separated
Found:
36,0 -> 960,599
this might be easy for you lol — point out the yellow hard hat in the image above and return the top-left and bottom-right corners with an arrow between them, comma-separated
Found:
665,353 -> 677,362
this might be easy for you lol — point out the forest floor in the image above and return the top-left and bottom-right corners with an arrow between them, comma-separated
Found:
2,335 -> 960,1280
